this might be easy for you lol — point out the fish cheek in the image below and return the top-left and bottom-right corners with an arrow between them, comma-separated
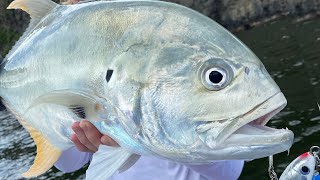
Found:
137,80 -> 192,150
161,86 -> 200,145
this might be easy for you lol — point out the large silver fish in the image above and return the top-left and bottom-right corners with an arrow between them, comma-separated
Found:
1,0 -> 294,178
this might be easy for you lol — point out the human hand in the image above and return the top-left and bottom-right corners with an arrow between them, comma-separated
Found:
71,120 -> 119,152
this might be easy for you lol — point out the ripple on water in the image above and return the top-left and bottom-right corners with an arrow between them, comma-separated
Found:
301,124 -> 320,137
310,77 -> 319,85
288,120 -> 301,126
310,116 -> 320,121
293,61 -> 304,67
293,136 -> 303,143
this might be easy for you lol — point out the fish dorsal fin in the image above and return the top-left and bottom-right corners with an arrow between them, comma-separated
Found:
19,120 -> 62,178
7,0 -> 58,23
4,0 -> 58,64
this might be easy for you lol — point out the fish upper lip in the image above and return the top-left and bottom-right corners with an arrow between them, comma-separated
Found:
197,92 -> 291,147
234,92 -> 285,126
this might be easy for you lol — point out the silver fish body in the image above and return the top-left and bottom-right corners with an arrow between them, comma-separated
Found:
1,0 -> 294,177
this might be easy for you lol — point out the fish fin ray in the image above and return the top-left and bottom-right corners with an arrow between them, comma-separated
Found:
118,154 -> 141,173
86,145 -> 133,180
70,105 -> 87,119
19,120 -> 62,178
1,100 -> 62,178
7,0 -> 57,21
4,0 -> 58,64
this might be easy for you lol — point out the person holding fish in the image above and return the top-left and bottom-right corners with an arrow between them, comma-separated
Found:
55,120 -> 245,179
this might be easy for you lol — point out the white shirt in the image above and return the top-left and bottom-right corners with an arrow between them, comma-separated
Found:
55,147 -> 244,180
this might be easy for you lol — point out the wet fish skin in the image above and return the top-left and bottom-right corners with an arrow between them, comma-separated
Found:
1,0 -> 293,178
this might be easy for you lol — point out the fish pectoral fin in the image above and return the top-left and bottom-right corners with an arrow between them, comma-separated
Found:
86,145 -> 135,180
25,89 -> 109,121
19,120 -> 62,178
7,0 -> 58,21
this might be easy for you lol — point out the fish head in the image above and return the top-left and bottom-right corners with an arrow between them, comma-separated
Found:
279,152 -> 316,180
84,1 -> 294,161
130,2 -> 294,162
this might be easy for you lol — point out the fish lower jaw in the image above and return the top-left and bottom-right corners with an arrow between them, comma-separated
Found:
205,125 -> 294,160
223,124 -> 293,147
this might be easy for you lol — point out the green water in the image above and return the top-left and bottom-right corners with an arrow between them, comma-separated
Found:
236,17 -> 320,179
0,16 -> 319,179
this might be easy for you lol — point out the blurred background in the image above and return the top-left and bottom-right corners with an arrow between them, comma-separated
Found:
0,0 -> 319,179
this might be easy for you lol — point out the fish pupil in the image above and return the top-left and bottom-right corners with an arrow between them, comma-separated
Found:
209,71 -> 223,84
301,166 -> 309,174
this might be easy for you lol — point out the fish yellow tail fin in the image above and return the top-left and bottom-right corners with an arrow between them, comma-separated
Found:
19,120 -> 62,178
2,100 -> 63,178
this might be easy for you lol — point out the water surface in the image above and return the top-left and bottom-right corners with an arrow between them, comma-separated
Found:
0,16 -> 319,179
236,17 -> 320,179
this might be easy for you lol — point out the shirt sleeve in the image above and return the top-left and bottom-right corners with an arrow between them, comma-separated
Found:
185,160 -> 244,180
54,147 -> 93,173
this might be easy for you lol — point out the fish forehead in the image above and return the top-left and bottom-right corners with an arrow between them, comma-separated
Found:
4,0 -> 261,75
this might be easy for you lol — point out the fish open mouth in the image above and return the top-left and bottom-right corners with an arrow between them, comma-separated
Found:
223,102 -> 292,146
198,92 -> 294,149
222,92 -> 293,147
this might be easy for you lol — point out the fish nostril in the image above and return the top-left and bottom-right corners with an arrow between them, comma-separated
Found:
245,67 -> 250,75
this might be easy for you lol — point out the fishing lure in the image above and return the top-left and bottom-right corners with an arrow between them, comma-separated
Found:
279,151 -> 316,180
269,146 -> 320,180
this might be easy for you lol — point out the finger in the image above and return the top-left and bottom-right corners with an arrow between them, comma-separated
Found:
72,122 -> 98,152
101,135 -> 119,147
70,134 -> 91,152
80,120 -> 102,149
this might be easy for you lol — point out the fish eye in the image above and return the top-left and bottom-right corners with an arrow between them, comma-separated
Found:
199,58 -> 233,91
300,166 -> 310,175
